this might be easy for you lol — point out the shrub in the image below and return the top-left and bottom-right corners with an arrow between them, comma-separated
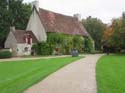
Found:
0,51 -> 12,59
84,36 -> 95,53
32,42 -> 53,55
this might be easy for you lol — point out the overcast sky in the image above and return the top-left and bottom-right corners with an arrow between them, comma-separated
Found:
24,0 -> 125,23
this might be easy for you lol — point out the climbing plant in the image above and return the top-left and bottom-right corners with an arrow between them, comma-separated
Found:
33,32 -> 85,55
84,36 -> 95,53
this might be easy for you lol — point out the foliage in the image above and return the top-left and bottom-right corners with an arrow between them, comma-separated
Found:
32,42 -> 53,55
0,0 -> 32,48
47,33 -> 64,45
103,14 -> 125,52
82,16 -> 106,50
0,56 -> 82,93
84,36 -> 95,53
0,51 -> 12,58
111,18 -> 125,49
33,33 -> 84,55
48,33 -> 84,55
72,35 -> 84,49
96,55 -> 125,93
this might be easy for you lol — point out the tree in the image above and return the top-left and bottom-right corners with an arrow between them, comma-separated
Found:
8,0 -> 31,29
103,13 -> 125,52
82,16 -> 106,50
0,0 -> 31,48
111,18 -> 125,49
0,0 -> 10,48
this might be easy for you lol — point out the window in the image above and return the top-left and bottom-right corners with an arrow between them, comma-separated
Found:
27,34 -> 32,44
24,47 -> 28,52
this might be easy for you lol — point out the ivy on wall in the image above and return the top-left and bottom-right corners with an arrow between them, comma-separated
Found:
32,33 -> 85,55
84,36 -> 95,53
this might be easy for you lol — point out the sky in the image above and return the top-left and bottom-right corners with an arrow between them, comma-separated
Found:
23,0 -> 125,24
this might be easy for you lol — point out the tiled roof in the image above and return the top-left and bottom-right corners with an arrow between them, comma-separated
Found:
12,30 -> 38,43
38,8 -> 88,36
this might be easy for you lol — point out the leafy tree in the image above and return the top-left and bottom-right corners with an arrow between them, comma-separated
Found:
0,0 -> 31,48
8,0 -> 32,29
0,0 -> 10,48
103,13 -> 125,52
82,16 -> 106,50
103,26 -> 113,46
112,18 -> 125,49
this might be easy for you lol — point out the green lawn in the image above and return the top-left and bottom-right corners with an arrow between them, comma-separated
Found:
96,55 -> 125,93
0,56 -> 82,93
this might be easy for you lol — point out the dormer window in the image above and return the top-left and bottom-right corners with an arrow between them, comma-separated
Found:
25,34 -> 32,44
27,35 -> 31,44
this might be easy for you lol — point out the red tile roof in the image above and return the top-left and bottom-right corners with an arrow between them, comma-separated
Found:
12,30 -> 38,43
38,8 -> 88,36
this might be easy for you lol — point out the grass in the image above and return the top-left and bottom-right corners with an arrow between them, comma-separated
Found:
0,56 -> 82,93
96,54 -> 125,93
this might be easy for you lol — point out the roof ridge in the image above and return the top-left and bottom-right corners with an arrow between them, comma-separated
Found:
11,29 -> 38,43
38,7 -> 88,36
39,8 -> 75,19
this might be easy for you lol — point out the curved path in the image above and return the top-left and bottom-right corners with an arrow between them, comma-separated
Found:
25,54 -> 103,93
0,55 -> 70,62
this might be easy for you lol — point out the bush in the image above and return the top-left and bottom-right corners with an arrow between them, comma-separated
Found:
0,51 -> 12,59
32,42 -> 53,56
84,36 -> 95,53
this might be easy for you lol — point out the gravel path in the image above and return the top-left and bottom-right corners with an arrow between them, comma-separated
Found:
0,55 -> 70,62
24,54 -> 103,93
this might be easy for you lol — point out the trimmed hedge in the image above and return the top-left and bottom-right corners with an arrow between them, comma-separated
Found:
0,51 -> 12,59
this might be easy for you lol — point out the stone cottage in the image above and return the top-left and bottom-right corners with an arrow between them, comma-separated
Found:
5,27 -> 38,56
5,0 -> 88,56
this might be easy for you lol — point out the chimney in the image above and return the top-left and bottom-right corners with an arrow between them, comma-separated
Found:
32,0 -> 39,11
74,14 -> 81,21
10,26 -> 15,32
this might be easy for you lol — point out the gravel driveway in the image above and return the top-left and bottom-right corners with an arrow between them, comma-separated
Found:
24,54 -> 103,93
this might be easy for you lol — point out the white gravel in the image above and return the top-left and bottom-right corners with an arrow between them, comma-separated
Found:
24,54 -> 103,93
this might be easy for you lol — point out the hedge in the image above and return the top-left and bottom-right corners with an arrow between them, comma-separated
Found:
0,51 -> 12,59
